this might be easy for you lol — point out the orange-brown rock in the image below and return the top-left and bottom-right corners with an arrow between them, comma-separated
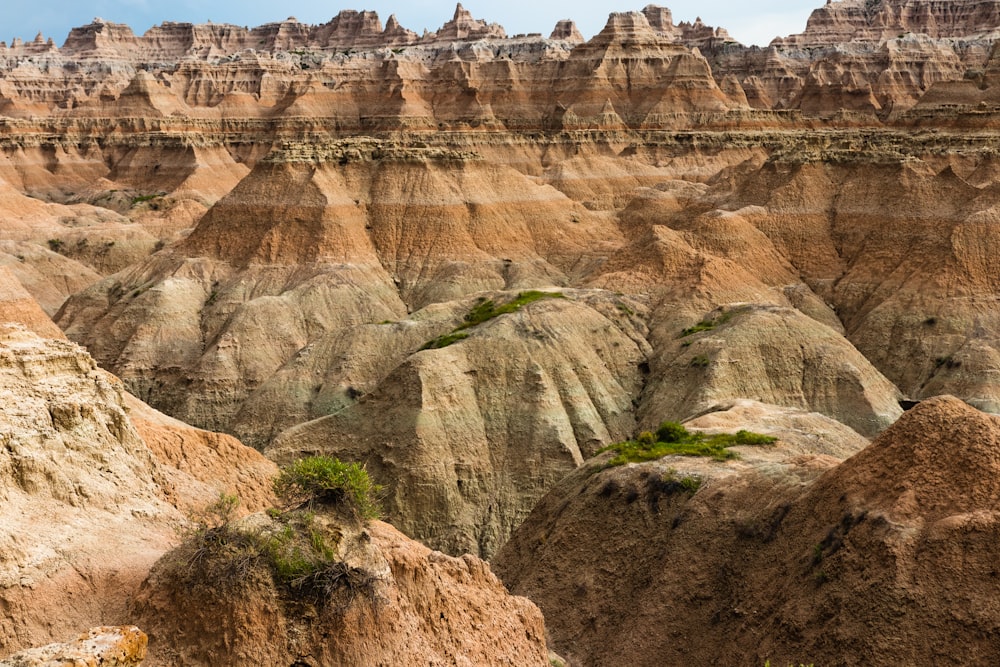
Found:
0,278 -> 275,655
133,517 -> 549,666
0,626 -> 147,667
496,396 -> 1000,665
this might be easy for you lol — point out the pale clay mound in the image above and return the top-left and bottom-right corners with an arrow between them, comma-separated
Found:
496,396 -> 1000,666
266,289 -> 649,558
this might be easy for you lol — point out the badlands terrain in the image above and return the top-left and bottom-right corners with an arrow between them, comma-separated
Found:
3,0 -> 1000,663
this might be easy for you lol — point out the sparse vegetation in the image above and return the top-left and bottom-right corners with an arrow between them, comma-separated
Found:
47,238 -> 64,253
679,309 -> 736,337
598,421 -> 778,465
690,354 -> 711,368
274,455 -> 382,520
170,469 -> 382,609
934,355 -> 962,370
420,290 -> 565,350
175,498 -> 377,607
421,331 -> 470,350
662,467 -> 702,493
130,193 -> 161,205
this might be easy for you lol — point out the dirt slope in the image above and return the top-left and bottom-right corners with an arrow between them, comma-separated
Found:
496,396 -> 1000,666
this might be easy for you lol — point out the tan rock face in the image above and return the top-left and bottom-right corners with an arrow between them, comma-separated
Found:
496,396 -> 1000,666
0,278 -> 275,655
0,627 -> 147,667
266,290 -> 648,557
778,0 -> 1000,46
643,303 -> 902,437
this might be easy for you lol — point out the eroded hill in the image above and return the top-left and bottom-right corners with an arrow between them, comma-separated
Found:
1,3 -> 1000,662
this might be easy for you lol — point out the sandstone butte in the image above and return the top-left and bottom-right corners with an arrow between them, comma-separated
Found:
0,0 -> 1000,663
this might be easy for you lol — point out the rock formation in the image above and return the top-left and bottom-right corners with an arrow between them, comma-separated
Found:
266,289 -> 648,557
496,396 -> 1000,665
0,627 -> 147,667
133,516 -> 549,666
0,276 -> 276,655
776,0 -> 1000,46
0,267 -> 551,665
1,3 -> 1000,662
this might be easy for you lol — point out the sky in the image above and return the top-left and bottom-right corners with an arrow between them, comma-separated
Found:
0,0 -> 821,49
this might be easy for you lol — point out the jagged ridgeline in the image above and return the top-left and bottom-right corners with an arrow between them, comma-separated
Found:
1,0 -> 1000,664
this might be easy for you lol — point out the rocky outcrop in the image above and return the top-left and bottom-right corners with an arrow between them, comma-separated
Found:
133,515 -> 548,666
433,3 -> 506,42
776,0 -> 1000,47
56,140 -> 621,443
551,11 -> 740,128
0,2 -> 992,136
549,20 -> 584,43
720,155 -> 1000,411
0,627 -> 146,667
642,303 -> 902,437
266,289 -> 648,557
0,276 -> 275,654
496,396 -> 1000,665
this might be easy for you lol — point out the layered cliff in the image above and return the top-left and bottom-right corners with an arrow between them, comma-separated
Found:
0,0 -> 997,580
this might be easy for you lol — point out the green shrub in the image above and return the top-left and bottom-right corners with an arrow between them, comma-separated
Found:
47,238 -> 64,253
678,475 -> 702,492
130,193 -> 163,206
175,500 -> 377,608
420,290 -> 565,350
636,431 -> 657,446
599,421 -> 778,466
655,421 -> 689,443
680,318 -> 718,337
679,309 -> 737,338
274,456 -> 381,519
420,331 -> 469,350
690,354 -> 711,368
734,429 -> 779,446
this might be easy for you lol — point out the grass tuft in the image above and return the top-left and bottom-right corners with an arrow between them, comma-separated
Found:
679,309 -> 737,338
421,290 -> 565,350
599,421 -> 777,465
274,456 -> 382,520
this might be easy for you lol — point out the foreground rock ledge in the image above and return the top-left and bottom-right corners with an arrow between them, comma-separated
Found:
0,627 -> 147,667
